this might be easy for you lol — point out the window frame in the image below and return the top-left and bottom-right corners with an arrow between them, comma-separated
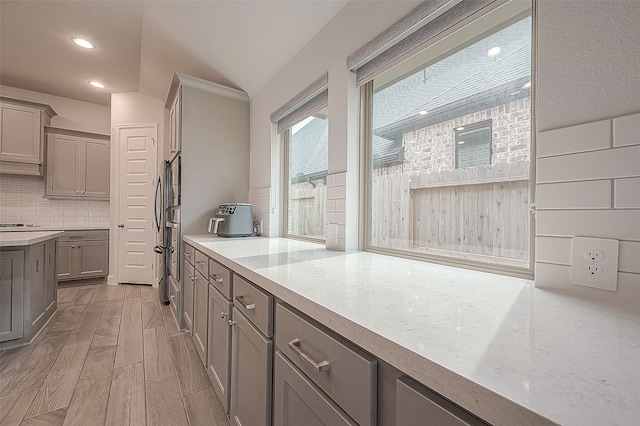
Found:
281,110 -> 329,244
454,120 -> 493,169
359,4 -> 536,279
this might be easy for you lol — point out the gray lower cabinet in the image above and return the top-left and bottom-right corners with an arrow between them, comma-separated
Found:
275,303 -> 377,426
193,267 -> 208,363
274,351 -> 356,426
207,284 -> 232,413
183,257 -> 195,333
230,306 -> 273,426
1,239 -> 57,346
44,240 -> 56,311
396,376 -> 488,426
0,250 -> 25,342
58,230 -> 108,281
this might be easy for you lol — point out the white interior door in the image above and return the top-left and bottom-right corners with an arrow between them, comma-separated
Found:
118,125 -> 157,284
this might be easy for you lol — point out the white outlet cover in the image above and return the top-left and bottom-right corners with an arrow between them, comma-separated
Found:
570,236 -> 619,291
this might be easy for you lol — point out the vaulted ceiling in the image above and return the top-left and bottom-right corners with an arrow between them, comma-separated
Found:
0,1 -> 348,105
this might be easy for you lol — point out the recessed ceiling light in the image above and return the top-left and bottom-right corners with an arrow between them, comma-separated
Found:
89,81 -> 106,89
418,110 -> 428,116
487,46 -> 501,57
72,37 -> 94,49
522,81 -> 532,89
455,126 -> 465,131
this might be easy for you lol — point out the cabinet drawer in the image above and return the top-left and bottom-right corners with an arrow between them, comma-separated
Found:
184,243 -> 195,266
275,303 -> 377,426
194,249 -> 208,278
396,376 -> 488,426
209,258 -> 232,300
233,274 -> 273,338
60,229 -> 108,241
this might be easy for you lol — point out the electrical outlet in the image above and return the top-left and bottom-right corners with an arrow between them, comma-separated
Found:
587,264 -> 603,276
253,220 -> 263,235
570,237 -> 619,291
584,249 -> 604,263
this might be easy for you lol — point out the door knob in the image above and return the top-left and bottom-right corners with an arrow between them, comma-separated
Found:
118,224 -> 125,228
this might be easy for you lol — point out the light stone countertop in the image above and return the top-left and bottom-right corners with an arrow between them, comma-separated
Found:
0,231 -> 64,247
185,235 -> 640,426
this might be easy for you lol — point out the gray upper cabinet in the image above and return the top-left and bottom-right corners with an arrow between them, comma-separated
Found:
169,89 -> 181,159
0,250 -> 25,342
45,127 -> 110,200
0,98 -> 56,176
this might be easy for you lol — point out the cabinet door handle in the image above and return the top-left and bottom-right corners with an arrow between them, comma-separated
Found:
76,190 -> 79,194
81,190 -> 85,194
235,295 -> 255,310
118,224 -> 125,228
72,245 -> 76,248
221,312 -> 228,319
288,339 -> 331,372
209,274 -> 223,283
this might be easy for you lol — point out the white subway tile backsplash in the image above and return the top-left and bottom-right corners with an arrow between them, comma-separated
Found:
619,241 -> 640,274
614,177 -> 640,208
535,236 -> 572,265
326,185 -> 346,200
335,198 -> 346,212
535,262 -> 640,305
537,210 -> 640,240
537,180 -> 611,209
537,145 -> 640,183
537,119 -> 611,157
335,172 -> 347,186
326,211 -> 346,226
0,175 -> 109,227
613,112 -> 640,147
326,199 -> 336,212
326,174 -> 336,187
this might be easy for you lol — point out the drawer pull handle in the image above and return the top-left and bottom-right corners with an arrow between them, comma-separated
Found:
235,295 -> 255,310
69,235 -> 84,239
221,312 -> 228,319
210,274 -> 223,283
288,339 -> 331,372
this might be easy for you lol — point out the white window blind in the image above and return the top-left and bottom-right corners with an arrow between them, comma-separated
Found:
270,74 -> 328,134
348,0 -> 498,86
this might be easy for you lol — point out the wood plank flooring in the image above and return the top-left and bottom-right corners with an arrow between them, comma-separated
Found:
0,283 -> 229,426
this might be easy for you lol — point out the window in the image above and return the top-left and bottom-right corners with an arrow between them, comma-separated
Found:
284,108 -> 328,241
455,121 -> 492,169
361,3 -> 533,276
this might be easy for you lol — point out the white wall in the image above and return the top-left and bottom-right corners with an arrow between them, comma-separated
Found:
250,0 -> 421,247
534,1 -> 640,304
1,85 -> 110,134
250,1 -> 640,303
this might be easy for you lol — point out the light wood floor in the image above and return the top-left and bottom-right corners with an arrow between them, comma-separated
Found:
0,283 -> 230,426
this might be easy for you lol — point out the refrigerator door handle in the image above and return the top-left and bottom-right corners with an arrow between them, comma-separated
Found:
154,176 -> 162,232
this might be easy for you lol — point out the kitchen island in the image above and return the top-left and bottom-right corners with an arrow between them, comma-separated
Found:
185,235 -> 640,426
0,231 -> 62,348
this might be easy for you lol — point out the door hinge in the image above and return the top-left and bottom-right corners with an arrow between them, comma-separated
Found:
529,203 -> 537,217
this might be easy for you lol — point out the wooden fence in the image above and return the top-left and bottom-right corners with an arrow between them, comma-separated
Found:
287,162 -> 530,261
371,162 -> 530,261
288,185 -> 326,238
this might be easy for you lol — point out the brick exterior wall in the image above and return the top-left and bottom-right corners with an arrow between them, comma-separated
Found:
375,97 -> 530,176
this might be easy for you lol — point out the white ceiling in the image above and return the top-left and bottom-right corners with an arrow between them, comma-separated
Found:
0,1 -> 349,105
